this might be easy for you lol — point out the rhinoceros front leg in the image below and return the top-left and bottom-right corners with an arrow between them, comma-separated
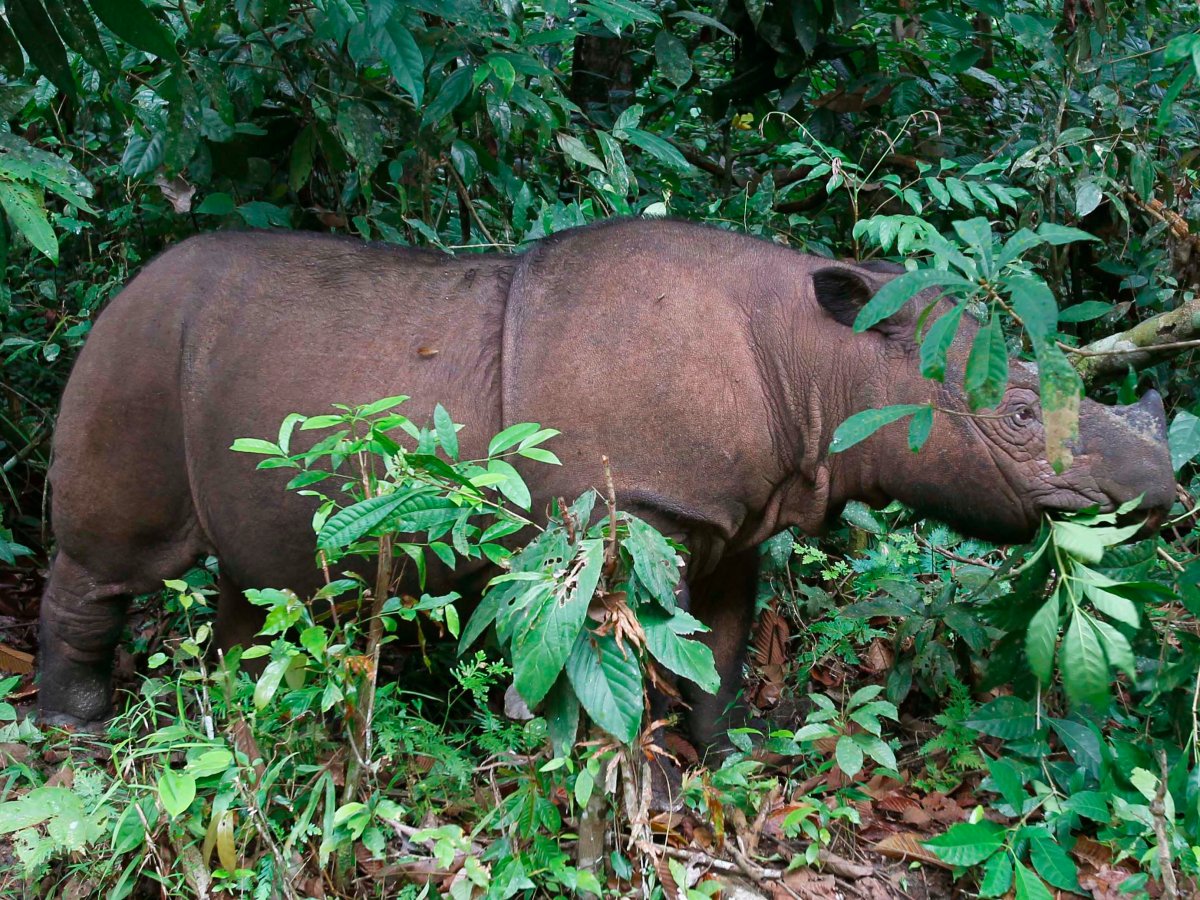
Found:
680,549 -> 760,751
37,552 -> 131,728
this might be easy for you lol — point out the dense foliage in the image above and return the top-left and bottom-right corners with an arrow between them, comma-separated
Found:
1,0 -> 1199,897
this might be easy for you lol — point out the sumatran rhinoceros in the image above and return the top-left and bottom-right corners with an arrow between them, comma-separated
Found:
38,219 -> 1175,741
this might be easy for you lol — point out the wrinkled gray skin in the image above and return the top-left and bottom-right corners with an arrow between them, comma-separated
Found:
38,220 -> 1176,742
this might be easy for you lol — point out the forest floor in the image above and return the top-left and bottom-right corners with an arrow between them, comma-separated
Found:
0,563 -> 1173,899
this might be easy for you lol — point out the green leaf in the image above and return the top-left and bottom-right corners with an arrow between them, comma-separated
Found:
89,0 -> 179,59
919,305 -> 964,381
1025,589 -> 1059,685
625,515 -> 681,609
487,458 -> 531,509
512,539 -> 603,706
157,769 -> 196,819
987,757 -> 1028,811
1168,410 -> 1200,471
1065,790 -> 1109,822
654,29 -> 691,87
997,227 -> 1044,268
1074,180 -> 1103,217
1057,301 -> 1112,323
489,422 -> 541,456
230,437 -> 283,456
965,314 -> 1009,410
1013,862 -> 1053,900
966,696 -> 1038,739
317,490 -> 425,549
907,406 -> 933,452
835,735 -> 864,777
829,404 -> 925,453
8,0 -> 76,97
923,821 -> 1006,866
375,18 -> 424,105
1060,614 -> 1109,709
623,128 -> 690,171
433,404 -> 458,461
0,181 -> 57,263
556,133 -> 606,172
1006,276 -> 1057,342
1156,68 -> 1193,134
121,130 -> 166,178
979,851 -> 1013,897
1034,223 -> 1098,246
1027,831 -> 1080,892
254,655 -> 292,709
565,629 -> 642,743
47,0 -> 109,72
545,673 -> 580,758
640,606 -> 718,693
853,269 -> 971,332
421,65 -> 473,128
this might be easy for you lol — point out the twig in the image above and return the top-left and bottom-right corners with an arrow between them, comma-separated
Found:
445,163 -> 499,247
1062,338 -> 1200,357
1158,546 -> 1185,572
1151,750 -> 1179,900
601,455 -> 619,577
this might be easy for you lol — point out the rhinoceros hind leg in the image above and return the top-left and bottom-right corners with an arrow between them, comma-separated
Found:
37,552 -> 132,728
213,573 -> 266,657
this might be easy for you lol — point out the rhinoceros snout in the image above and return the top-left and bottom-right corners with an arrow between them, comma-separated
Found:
1080,390 -> 1175,529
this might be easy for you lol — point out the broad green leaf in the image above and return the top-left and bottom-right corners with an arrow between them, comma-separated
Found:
1060,614 -> 1109,709
625,515 -> 681,609
421,65 -> 473,128
512,539 -> 603,706
158,769 -> 196,818
89,0 -> 180,59
556,133 -> 606,172
8,0 -> 75,97
230,437 -> 282,456
1034,223 -> 1099,245
1065,790 -> 1109,822
966,696 -> 1038,739
433,404 -> 458,461
1080,581 -> 1138,628
254,654 -> 293,709
489,422 -> 541,455
829,404 -> 925,453
1047,718 -> 1104,778
46,0 -> 109,73
545,673 -> 580,758
1025,589 -> 1059,685
853,270 -> 971,332
565,629 -> 642,743
1057,301 -> 1112,323
979,851 -> 1013,897
907,405 -> 933,452
640,606 -> 718,693
623,128 -> 690,171
1074,180 -> 1103,217
987,757 -> 1028,811
1014,862 -> 1053,900
923,821 -> 1006,866
0,181 -> 56,263
316,490 -> 426,549
1027,829 -> 1080,892
1006,276 -> 1057,342
121,130 -> 166,178
375,19 -> 424,104
965,314 -> 1009,410
654,29 -> 691,87
919,305 -> 964,381
835,735 -> 864,776
997,227 -> 1044,268
1051,520 -> 1107,564
1168,410 -> 1200,471
487,458 -> 531,509
1090,616 -> 1135,677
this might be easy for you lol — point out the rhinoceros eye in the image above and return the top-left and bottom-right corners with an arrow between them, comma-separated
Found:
1012,404 -> 1037,426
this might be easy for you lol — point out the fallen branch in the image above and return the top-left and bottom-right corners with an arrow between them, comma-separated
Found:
1070,295 -> 1200,384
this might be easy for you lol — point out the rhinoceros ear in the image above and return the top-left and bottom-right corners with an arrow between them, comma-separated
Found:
812,265 -> 913,337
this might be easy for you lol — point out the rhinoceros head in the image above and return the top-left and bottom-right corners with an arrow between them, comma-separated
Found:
812,265 -> 1176,544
